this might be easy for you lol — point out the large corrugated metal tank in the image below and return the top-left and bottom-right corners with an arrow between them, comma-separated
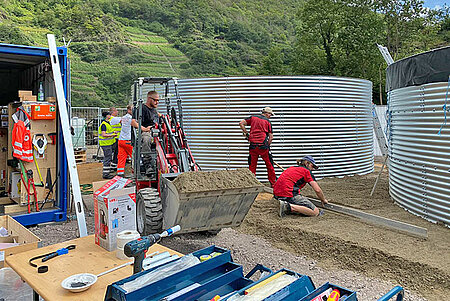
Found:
386,46 -> 450,227
144,76 -> 374,180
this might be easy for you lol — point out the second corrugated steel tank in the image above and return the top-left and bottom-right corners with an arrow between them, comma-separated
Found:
148,76 -> 374,181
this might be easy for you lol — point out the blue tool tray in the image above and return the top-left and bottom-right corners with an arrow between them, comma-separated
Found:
297,282 -> 357,301
105,245 -> 232,301
169,264 -> 273,301
221,269 -> 315,301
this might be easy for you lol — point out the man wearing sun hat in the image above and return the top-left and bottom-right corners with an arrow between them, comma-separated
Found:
239,107 -> 277,187
273,155 -> 328,217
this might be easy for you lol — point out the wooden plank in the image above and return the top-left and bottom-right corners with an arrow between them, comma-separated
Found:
1,203 -> 56,215
306,197 -> 428,238
6,235 -> 183,301
77,162 -> 104,185
0,197 -> 13,205
0,215 -> 41,267
263,186 -> 274,194
261,187 -> 428,238
1,204 -> 27,214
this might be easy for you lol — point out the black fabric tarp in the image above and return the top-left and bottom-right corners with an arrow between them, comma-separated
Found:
386,46 -> 450,92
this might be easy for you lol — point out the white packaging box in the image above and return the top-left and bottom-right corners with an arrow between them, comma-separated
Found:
93,176 -> 136,251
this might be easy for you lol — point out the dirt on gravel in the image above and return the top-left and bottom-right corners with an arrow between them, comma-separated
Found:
172,168 -> 262,193
239,164 -> 450,301
161,229 -> 427,301
26,163 -> 449,301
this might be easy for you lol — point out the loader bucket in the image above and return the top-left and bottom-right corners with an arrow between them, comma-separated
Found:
160,169 -> 264,234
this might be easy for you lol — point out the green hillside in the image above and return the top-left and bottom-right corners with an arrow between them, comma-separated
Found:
0,0 -> 448,106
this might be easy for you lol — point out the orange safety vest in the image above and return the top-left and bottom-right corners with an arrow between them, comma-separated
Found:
12,120 -> 33,162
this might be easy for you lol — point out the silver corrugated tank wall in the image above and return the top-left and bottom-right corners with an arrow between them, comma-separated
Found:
144,76 -> 374,180
388,82 -> 450,226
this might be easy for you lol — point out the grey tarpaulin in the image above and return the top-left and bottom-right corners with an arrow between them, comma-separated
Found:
386,46 -> 450,92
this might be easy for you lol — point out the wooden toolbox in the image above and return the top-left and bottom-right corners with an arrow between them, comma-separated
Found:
0,215 -> 41,268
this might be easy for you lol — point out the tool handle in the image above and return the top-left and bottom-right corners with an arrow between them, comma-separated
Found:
160,225 -> 180,238
133,252 -> 145,274
42,252 -> 58,262
97,261 -> 133,278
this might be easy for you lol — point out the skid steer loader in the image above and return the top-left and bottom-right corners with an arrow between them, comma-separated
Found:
132,78 -> 264,235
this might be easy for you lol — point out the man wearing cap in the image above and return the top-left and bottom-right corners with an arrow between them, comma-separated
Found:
131,91 -> 160,175
273,156 -> 328,217
239,107 -> 277,187
98,111 -> 117,179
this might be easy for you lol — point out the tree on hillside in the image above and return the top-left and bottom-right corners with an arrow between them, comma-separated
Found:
375,0 -> 443,59
292,0 -> 384,77
293,0 -> 340,75
259,45 -> 287,75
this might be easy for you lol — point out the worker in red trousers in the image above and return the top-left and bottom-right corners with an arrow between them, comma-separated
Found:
117,104 -> 133,176
239,107 -> 277,187
273,156 -> 328,217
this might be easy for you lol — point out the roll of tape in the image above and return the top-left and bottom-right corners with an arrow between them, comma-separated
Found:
116,230 -> 140,249
116,247 -> 129,260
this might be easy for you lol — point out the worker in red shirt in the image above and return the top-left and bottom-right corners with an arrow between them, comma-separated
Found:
273,156 -> 328,217
239,107 -> 277,187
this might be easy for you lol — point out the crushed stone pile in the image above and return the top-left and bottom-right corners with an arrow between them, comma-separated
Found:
172,168 -> 262,193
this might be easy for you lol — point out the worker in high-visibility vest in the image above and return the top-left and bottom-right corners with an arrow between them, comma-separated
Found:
98,111 -> 117,179
109,107 -> 121,173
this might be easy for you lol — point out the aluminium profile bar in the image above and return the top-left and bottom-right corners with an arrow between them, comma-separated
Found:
47,34 -> 87,237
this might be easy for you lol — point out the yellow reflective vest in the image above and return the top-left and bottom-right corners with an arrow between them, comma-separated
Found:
109,117 -> 122,142
98,120 -> 115,146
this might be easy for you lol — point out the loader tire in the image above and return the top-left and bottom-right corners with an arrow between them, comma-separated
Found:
136,187 -> 163,235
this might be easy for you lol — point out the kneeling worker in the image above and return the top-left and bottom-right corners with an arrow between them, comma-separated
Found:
273,155 -> 328,217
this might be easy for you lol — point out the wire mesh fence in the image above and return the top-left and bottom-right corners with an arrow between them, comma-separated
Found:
71,107 -> 126,156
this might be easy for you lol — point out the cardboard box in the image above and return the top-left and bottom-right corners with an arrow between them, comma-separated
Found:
20,95 -> 37,102
0,215 -> 41,268
45,97 -> 56,103
31,104 -> 56,120
18,90 -> 32,98
93,176 -> 136,251
9,172 -> 21,202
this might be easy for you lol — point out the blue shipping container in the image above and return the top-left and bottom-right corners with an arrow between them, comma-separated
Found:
0,42 -> 69,225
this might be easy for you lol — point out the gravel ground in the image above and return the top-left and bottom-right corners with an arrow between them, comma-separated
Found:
25,162 -> 446,301
161,228 -> 426,301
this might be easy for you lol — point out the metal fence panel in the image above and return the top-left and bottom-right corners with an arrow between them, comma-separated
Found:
373,105 -> 387,156
71,107 -> 101,148
388,81 -> 450,227
71,107 -> 127,160
140,76 -> 374,180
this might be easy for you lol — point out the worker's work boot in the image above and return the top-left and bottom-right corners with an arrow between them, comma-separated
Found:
103,174 -> 114,179
279,200 -> 289,218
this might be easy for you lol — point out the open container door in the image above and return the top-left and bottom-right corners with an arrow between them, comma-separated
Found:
0,43 -> 69,225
